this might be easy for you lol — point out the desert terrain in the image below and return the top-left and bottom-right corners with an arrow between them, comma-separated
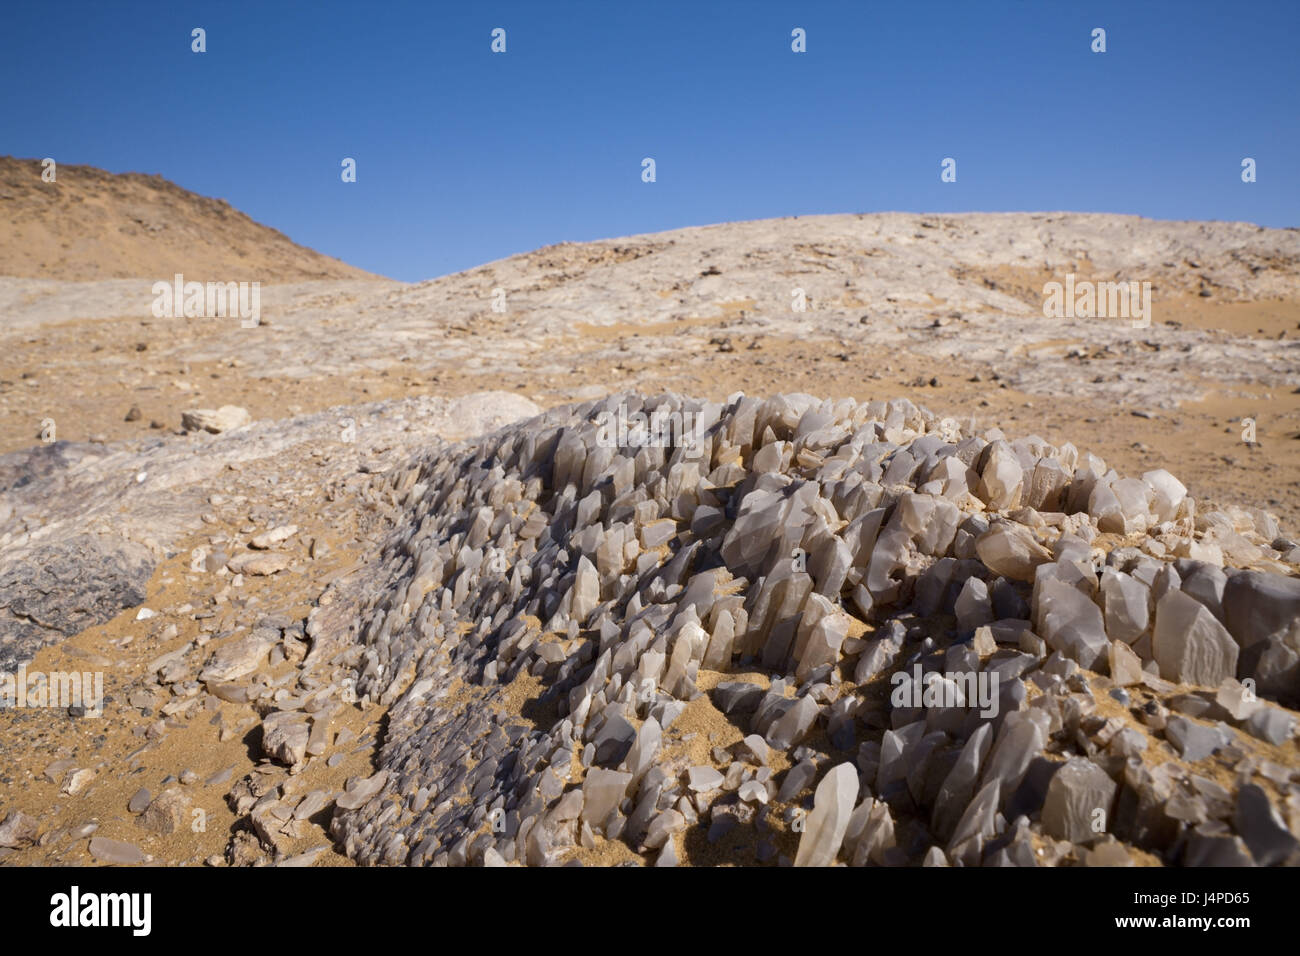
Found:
1,157 -> 1297,868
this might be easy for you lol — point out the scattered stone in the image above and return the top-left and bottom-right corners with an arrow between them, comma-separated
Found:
181,405 -> 252,434
226,552 -> 290,576
262,712 -> 311,767
88,836 -> 147,865
1165,716 -> 1227,762
135,788 -> 192,835
0,811 -> 38,848
251,525 -> 298,550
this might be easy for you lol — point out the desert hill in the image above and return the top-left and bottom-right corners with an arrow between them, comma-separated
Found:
1,193 -> 1299,868
0,156 -> 377,282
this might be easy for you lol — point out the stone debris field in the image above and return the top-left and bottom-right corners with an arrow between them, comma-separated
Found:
1,186 -> 1298,867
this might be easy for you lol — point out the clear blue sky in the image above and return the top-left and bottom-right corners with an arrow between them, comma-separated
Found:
3,1 -> 1296,281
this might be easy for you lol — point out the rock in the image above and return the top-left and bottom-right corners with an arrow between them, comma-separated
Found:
1164,716 -> 1228,762
975,523 -> 1052,582
738,733 -> 769,765
594,712 -> 637,766
262,712 -> 311,766
1100,569 -> 1149,643
127,788 -> 152,814
88,836 -> 147,864
1041,757 -> 1117,843
765,695 -> 819,749
794,763 -> 859,867
1143,469 -> 1187,523
922,846 -> 949,866
738,780 -> 769,804
928,724 -> 991,840
1084,839 -> 1135,866
136,787 -> 192,834
713,681 -> 764,716
1109,640 -> 1144,686
1152,590 -> 1239,686
1244,706 -> 1296,745
199,628 -> 278,682
778,759 -> 818,803
1222,569 -> 1300,649
336,771 -> 388,811
977,443 -> 1024,512
569,556 -> 600,622
1036,576 -> 1108,670
854,632 -> 902,682
1234,785 -> 1299,866
643,810 -> 685,850
580,769 -> 631,830
226,552 -> 290,576
1181,823 -> 1255,866
686,766 -> 724,793
1216,677 -> 1262,721
0,534 -> 155,673
250,525 -> 297,549
622,717 -> 661,781
181,405 -> 252,433
0,810 -> 38,848
954,576 -> 993,631
61,768 -> 95,795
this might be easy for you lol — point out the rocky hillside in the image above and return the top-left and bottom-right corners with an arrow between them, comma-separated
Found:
0,205 -> 1298,868
0,157 -> 377,281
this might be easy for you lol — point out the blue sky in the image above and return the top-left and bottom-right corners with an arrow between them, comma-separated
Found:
2,1 -> 1296,281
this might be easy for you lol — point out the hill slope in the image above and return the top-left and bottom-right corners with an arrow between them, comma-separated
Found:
0,156 -> 377,281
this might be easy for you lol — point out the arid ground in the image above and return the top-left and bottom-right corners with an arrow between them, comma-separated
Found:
1,158 -> 1297,867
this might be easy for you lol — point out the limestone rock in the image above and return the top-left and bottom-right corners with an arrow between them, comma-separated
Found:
88,836 -> 147,865
0,810 -> 38,848
262,711 -> 311,766
226,552 -> 290,576
135,787 -> 192,835
199,628 -> 278,682
181,405 -> 251,433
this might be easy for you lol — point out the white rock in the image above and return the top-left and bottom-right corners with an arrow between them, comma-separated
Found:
1042,757 -> 1118,843
569,556 -> 600,622
1143,469 -> 1187,523
794,763 -> 859,867
1100,569 -> 1149,644
181,405 -> 251,434
581,768 -> 631,830
954,577 -> 993,631
976,523 -> 1052,582
1036,577 -> 1108,670
251,525 -> 298,549
1152,590 -> 1239,686
1109,640 -> 1144,686
686,766 -> 724,792
977,443 -> 1023,511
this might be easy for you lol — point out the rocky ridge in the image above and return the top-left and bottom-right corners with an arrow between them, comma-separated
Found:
305,390 -> 1300,866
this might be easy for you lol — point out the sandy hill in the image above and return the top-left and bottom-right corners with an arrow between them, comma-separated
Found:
0,156 -> 377,282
